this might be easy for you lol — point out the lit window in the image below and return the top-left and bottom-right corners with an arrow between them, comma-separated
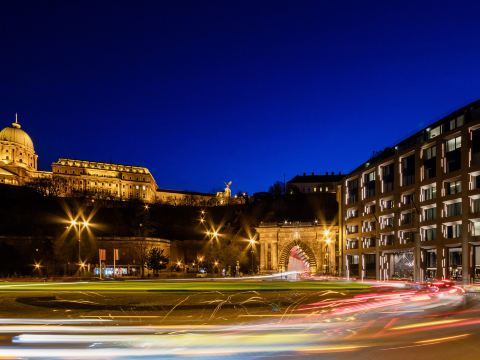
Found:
446,136 -> 462,152
428,125 -> 442,139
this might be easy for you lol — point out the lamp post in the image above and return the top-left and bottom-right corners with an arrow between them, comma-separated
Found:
322,229 -> 332,275
70,219 -> 89,274
249,238 -> 256,275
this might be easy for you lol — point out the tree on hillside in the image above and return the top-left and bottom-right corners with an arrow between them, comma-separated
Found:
268,181 -> 285,198
26,176 -> 67,197
146,248 -> 169,275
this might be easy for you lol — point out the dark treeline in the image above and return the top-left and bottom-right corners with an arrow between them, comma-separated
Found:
0,184 -> 338,276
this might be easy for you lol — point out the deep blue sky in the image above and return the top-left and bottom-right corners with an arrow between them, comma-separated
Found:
1,0 -> 480,193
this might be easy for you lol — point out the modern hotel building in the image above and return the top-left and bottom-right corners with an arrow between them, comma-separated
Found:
342,100 -> 480,283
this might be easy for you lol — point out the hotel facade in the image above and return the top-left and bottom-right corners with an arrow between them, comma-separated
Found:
342,100 -> 480,283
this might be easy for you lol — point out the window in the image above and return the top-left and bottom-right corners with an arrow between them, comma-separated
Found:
424,146 -> 436,160
472,198 -> 480,214
365,204 -> 376,214
428,125 -> 442,139
401,154 -> 415,186
446,202 -> 462,217
423,207 -> 436,221
472,129 -> 480,165
365,171 -> 375,182
446,224 -> 462,238
382,234 -> 395,246
423,228 -> 436,241
448,115 -> 464,131
362,220 -> 376,232
382,216 -> 394,228
472,222 -> 480,236
364,171 -> 376,198
363,237 -> 376,248
347,225 -> 359,234
446,136 -> 462,152
347,240 -> 359,250
474,175 -> 480,190
422,185 -> 436,201
402,231 -> 416,243
381,163 -> 394,192
346,208 -> 358,219
347,178 -> 359,205
383,199 -> 394,209
446,180 -> 461,195
403,193 -> 414,205
401,212 -> 413,225
423,146 -> 437,179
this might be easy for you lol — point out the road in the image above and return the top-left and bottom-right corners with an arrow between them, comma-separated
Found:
0,279 -> 479,359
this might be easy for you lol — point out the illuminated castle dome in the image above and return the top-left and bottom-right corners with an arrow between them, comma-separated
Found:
0,114 -> 37,170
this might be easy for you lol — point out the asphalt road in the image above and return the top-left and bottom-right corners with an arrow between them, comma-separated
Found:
0,280 -> 478,359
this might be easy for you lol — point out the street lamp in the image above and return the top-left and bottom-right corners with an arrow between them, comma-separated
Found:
249,238 -> 256,274
69,218 -> 89,274
33,262 -> 41,276
323,229 -> 332,275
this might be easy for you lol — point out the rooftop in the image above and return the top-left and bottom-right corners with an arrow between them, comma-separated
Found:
52,158 -> 151,174
349,98 -> 480,175
288,173 -> 344,184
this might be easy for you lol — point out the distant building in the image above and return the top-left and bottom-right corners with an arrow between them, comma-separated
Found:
0,116 -> 213,204
287,172 -> 344,194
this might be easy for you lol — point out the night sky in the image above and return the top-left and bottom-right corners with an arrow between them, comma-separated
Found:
2,1 -> 480,194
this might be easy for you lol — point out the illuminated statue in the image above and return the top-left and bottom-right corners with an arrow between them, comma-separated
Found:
223,181 -> 232,198
216,181 -> 232,204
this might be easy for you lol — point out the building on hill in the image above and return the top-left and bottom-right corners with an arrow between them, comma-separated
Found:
0,115 -> 214,204
341,99 -> 480,283
0,115 -> 38,185
51,158 -> 159,202
287,172 -> 344,194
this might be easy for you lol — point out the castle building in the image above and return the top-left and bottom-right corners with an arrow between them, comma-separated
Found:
341,100 -> 480,283
0,115 -> 39,185
51,158 -> 158,202
0,116 -> 213,204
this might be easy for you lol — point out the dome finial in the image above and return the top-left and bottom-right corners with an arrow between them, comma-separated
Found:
12,113 -> 21,129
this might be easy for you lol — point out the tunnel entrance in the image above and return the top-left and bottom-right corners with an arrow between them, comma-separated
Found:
279,241 -> 317,274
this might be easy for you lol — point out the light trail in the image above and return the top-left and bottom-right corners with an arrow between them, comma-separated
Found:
0,283 -> 474,359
